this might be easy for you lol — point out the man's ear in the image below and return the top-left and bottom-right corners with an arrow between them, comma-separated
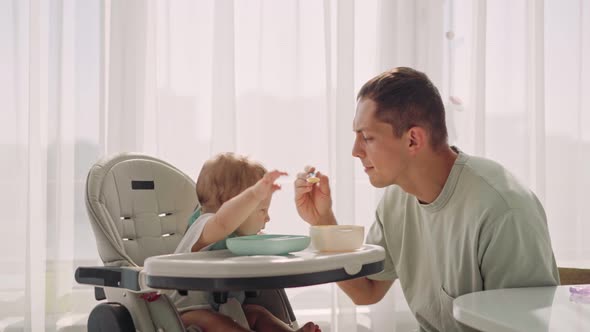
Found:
407,126 -> 427,154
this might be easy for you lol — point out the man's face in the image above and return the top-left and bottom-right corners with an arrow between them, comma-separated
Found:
352,98 -> 409,188
236,197 -> 271,235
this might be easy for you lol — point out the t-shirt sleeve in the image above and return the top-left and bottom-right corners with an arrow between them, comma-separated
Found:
366,210 -> 398,281
174,213 -> 214,254
478,208 -> 559,290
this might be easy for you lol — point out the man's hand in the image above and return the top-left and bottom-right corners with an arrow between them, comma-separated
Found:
294,166 -> 335,225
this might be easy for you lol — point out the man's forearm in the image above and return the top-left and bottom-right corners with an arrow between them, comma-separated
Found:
337,277 -> 391,305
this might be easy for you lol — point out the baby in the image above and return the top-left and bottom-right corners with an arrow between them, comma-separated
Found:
174,152 -> 321,332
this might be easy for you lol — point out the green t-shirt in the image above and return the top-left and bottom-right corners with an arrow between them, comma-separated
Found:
187,207 -> 201,228
366,148 -> 559,332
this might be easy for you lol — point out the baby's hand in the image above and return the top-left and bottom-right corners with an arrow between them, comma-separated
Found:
252,170 -> 288,201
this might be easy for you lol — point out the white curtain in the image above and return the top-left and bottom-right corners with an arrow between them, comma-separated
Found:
1,0 -> 588,331
445,0 -> 590,264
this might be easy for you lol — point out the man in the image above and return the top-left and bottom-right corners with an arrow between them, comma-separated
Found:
294,67 -> 559,331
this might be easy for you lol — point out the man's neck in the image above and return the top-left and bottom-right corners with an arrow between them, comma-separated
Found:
400,145 -> 458,204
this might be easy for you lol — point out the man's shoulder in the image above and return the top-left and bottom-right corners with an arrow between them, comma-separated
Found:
461,155 -> 513,195
460,155 -> 536,210
462,154 -> 508,181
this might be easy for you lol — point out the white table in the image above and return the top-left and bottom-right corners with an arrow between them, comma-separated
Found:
453,285 -> 590,331
144,244 -> 385,291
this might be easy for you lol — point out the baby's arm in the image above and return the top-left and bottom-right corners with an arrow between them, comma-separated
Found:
191,170 -> 287,252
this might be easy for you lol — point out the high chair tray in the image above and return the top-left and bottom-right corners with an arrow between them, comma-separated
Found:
144,244 -> 385,291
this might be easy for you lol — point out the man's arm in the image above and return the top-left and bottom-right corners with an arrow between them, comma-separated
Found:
337,277 -> 394,305
294,167 -> 395,303
479,208 -> 559,289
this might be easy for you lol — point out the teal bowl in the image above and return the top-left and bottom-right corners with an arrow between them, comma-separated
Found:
226,234 -> 311,256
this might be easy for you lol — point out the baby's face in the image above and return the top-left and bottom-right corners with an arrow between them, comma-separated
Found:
236,197 -> 271,236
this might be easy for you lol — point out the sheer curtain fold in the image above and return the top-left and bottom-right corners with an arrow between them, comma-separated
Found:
332,2 -> 357,330
211,0 -> 237,154
2,0 -> 590,331
26,0 -> 49,330
580,0 -> 590,259
525,0 -> 546,201
106,0 -> 150,153
471,0 -> 487,156
51,0 -> 76,316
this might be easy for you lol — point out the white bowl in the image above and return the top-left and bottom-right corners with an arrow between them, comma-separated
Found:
309,225 -> 365,252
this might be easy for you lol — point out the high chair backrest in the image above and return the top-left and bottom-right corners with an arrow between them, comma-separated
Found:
86,153 -> 198,267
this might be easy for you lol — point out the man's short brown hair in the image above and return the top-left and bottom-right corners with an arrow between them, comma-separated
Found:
196,153 -> 266,213
357,67 -> 448,149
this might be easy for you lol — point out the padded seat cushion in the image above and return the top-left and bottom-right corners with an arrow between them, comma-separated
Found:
86,154 -> 197,266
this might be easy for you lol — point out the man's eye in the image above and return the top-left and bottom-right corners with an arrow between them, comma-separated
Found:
363,136 -> 373,142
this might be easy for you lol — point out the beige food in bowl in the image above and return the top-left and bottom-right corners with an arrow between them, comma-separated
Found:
310,225 -> 365,252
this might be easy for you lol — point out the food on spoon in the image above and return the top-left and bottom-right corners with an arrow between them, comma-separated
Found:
306,171 -> 320,183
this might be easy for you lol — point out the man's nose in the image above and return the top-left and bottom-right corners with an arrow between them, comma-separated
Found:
352,138 -> 364,158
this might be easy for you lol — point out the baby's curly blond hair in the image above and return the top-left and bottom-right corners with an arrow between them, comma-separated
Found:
196,152 -> 266,213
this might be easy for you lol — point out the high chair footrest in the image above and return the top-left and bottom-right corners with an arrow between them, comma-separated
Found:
76,266 -> 141,291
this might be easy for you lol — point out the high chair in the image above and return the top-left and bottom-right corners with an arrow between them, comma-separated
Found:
75,153 -> 297,332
